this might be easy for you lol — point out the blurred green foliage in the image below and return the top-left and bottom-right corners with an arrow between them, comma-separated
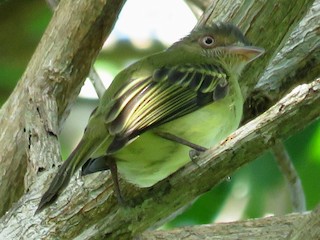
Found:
0,0 -> 51,103
1,0 -> 319,228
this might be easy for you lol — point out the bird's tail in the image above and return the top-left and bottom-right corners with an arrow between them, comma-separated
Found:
36,138 -> 96,214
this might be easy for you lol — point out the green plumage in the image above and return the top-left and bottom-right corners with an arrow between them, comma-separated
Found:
36,22 -> 264,213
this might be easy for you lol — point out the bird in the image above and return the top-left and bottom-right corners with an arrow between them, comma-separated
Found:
36,22 -> 264,213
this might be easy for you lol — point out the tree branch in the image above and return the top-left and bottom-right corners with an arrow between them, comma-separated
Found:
288,204 -> 320,239
272,141 -> 306,212
141,212 -> 310,239
46,0 -> 107,99
0,0 -> 126,216
89,67 -> 106,99
1,78 -> 319,239
243,0 -> 320,121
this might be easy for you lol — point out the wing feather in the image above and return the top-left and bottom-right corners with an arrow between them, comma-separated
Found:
106,63 -> 229,153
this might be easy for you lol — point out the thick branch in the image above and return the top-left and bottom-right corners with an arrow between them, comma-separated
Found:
46,0 -> 107,99
141,212 -> 309,239
289,204 -> 320,239
243,0 -> 320,122
0,0 -> 125,216
257,0 -> 320,95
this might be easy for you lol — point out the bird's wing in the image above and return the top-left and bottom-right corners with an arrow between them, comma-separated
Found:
105,63 -> 229,153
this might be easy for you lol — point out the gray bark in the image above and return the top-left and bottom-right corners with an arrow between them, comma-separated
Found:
141,210 -> 316,239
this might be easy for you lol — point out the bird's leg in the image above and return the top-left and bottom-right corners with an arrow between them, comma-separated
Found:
108,158 -> 125,205
81,156 -> 125,205
155,131 -> 208,163
155,131 -> 208,151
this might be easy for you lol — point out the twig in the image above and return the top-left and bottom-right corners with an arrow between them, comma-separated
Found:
45,0 -> 58,9
272,140 -> 306,212
88,68 -> 105,99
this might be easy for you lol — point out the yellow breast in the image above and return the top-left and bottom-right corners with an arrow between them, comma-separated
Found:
115,79 -> 243,187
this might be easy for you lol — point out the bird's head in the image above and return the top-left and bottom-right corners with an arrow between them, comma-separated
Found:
170,22 -> 264,75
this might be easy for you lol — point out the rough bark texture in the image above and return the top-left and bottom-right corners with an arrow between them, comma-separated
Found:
141,212 -> 310,239
0,0 -> 126,216
288,204 -> 320,239
243,0 -> 320,122
0,0 -> 319,239
1,77 -> 319,239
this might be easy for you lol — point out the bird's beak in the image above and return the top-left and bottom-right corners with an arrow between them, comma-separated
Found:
225,46 -> 265,63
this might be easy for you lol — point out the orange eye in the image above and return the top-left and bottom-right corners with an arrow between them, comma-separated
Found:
200,36 -> 215,48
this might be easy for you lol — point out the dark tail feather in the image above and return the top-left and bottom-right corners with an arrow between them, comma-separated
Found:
36,138 -> 94,214
81,156 -> 111,176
